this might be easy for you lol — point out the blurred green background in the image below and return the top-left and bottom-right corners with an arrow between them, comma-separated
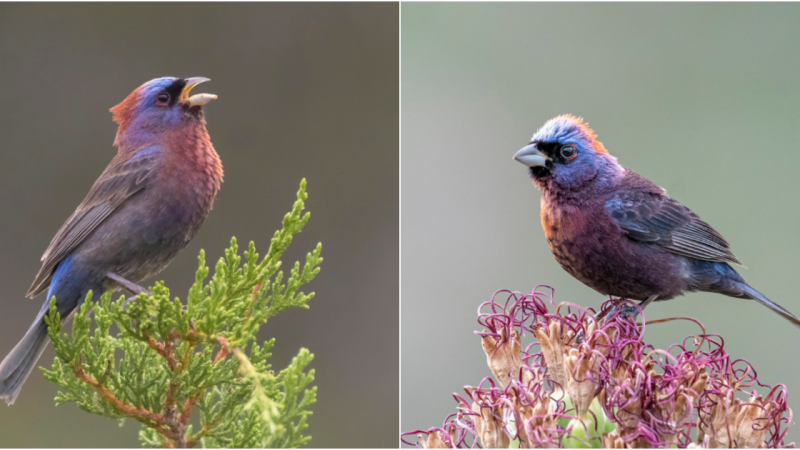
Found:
401,2 -> 800,444
0,3 -> 398,447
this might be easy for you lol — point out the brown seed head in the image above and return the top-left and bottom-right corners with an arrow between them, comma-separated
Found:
418,430 -> 448,449
564,346 -> 599,418
481,327 -> 523,388
472,402 -> 510,448
534,320 -> 574,391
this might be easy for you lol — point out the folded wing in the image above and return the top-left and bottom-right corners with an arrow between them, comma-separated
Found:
605,190 -> 742,265
27,146 -> 161,298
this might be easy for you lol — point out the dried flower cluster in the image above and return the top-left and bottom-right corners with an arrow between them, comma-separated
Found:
402,286 -> 794,448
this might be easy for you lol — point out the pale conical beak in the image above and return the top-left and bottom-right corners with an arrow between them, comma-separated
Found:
182,77 -> 217,107
513,144 -> 549,167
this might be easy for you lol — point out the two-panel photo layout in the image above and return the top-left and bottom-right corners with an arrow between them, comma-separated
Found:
0,2 -> 799,449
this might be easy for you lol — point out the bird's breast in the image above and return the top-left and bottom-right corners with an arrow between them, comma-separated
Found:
539,197 -> 614,285
159,139 -> 222,227
538,195 -> 687,300
153,172 -> 218,238
540,198 -> 587,250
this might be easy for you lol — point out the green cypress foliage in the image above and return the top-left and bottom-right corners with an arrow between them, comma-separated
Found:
41,180 -> 322,448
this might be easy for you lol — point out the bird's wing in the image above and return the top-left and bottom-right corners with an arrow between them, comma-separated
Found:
604,190 -> 742,265
27,146 -> 162,298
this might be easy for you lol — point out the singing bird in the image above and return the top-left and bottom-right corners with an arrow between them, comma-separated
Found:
0,77 -> 223,405
513,115 -> 800,328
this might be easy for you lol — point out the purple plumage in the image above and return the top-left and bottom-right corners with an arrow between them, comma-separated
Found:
0,77 -> 223,405
514,115 -> 800,328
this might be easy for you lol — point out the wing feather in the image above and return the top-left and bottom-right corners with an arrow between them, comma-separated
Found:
27,146 -> 161,298
605,191 -> 742,265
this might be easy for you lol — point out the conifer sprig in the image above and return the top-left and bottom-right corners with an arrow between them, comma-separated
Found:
42,179 -> 322,448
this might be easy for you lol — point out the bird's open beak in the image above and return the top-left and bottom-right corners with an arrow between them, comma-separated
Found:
513,144 -> 549,167
182,77 -> 217,107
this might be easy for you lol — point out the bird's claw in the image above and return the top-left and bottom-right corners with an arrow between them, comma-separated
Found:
604,303 -> 640,322
122,290 -> 152,311
618,304 -> 640,320
576,303 -> 641,344
575,317 -> 595,345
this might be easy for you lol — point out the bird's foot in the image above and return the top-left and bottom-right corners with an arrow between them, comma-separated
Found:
613,303 -> 641,320
576,296 -> 655,344
575,317 -> 594,345
603,295 -> 657,323
108,272 -> 152,311
574,306 -> 633,344
121,291 -> 155,311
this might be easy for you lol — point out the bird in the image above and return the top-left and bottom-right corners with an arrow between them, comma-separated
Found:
0,77 -> 223,405
513,114 -> 800,329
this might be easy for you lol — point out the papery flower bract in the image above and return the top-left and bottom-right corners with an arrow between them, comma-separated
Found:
564,345 -> 599,419
534,320 -> 573,391
472,402 -> 510,448
402,287 -> 794,449
481,326 -> 523,389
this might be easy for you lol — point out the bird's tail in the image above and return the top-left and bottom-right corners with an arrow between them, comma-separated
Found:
740,283 -> 800,329
0,317 -> 50,405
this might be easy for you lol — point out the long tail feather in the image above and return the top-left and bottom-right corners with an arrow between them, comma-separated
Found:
740,283 -> 800,329
0,320 -> 50,405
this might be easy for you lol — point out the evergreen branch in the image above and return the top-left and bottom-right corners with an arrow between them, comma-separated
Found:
71,363 -> 163,427
41,179 -> 322,448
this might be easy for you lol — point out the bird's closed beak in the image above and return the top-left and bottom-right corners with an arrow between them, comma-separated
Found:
513,144 -> 549,167
182,77 -> 217,107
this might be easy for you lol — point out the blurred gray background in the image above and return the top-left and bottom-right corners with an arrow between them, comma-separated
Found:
402,2 -> 800,444
0,3 -> 397,447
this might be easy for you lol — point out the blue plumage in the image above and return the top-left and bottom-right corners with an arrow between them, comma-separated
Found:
45,254 -> 73,304
131,145 -> 162,160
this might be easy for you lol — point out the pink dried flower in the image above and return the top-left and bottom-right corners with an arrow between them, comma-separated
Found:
472,401 -> 510,448
403,286 -> 795,449
533,320 -> 573,391
480,326 -> 523,388
564,345 -> 599,419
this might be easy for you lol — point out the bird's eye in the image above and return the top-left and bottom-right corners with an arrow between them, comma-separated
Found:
560,144 -> 577,161
156,92 -> 170,104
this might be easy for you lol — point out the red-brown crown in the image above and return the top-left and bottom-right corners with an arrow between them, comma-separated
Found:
552,114 -> 608,154
109,87 -> 142,133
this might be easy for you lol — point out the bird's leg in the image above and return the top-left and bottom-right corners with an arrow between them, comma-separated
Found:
122,295 -> 139,309
638,295 -> 657,310
599,295 -> 658,324
106,272 -> 150,296
596,297 -> 624,323
576,296 -> 616,344
106,272 -> 152,311
616,295 -> 658,320
576,295 -> 658,344
574,317 -> 594,345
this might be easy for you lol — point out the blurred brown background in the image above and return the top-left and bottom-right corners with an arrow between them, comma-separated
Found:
0,3 -> 398,447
